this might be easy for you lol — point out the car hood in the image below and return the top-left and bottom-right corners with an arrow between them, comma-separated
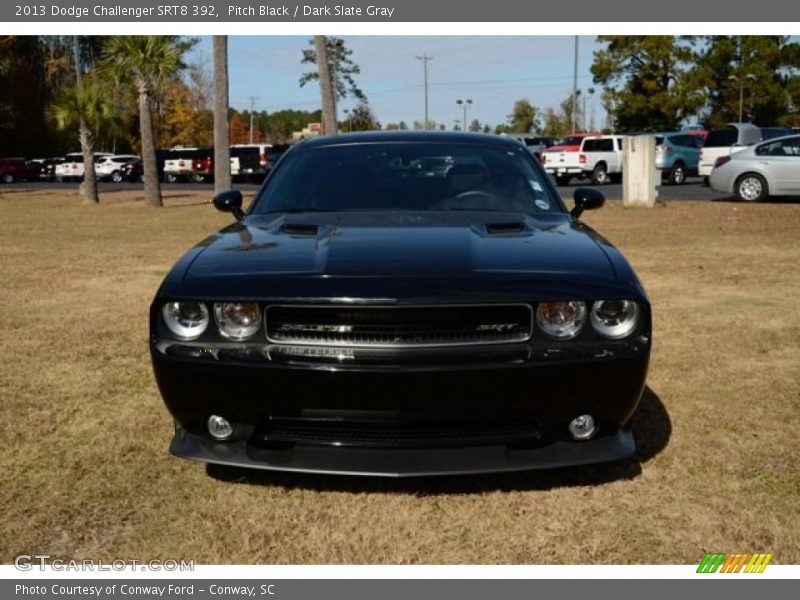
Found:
180,211 -> 617,288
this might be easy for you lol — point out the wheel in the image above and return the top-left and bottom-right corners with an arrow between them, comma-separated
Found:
702,176 -> 710,187
111,170 -> 123,183
668,162 -> 686,185
590,163 -> 609,185
2,174 -> 13,184
555,175 -> 571,186
166,173 -> 177,183
736,173 -> 768,202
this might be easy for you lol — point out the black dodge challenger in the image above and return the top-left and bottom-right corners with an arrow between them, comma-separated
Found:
150,131 -> 651,477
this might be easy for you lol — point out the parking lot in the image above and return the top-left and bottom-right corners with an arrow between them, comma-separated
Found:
1,177 -> 728,202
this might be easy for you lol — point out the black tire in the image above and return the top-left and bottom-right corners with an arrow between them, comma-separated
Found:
166,173 -> 178,183
702,176 -> 710,187
555,175 -> 571,186
2,174 -> 14,184
111,170 -> 124,183
590,162 -> 609,185
668,162 -> 686,185
735,173 -> 768,202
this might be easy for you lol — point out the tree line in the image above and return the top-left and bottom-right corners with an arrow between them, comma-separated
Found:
1,35 -> 797,205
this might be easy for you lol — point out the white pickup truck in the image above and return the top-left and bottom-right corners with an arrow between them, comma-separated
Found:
542,135 -> 625,185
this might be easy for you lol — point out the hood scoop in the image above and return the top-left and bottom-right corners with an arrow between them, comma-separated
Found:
484,221 -> 528,236
280,223 -> 320,236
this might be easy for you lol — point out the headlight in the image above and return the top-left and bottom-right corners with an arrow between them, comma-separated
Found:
590,300 -> 639,339
162,301 -> 209,340
214,302 -> 262,340
536,301 -> 586,339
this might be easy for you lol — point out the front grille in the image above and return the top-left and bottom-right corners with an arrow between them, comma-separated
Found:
257,417 -> 544,449
265,304 -> 532,348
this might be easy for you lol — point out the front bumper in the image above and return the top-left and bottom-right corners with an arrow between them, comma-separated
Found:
170,423 -> 635,477
151,335 -> 649,476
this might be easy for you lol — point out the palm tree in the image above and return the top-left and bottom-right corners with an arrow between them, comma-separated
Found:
100,36 -> 188,207
48,77 -> 115,204
212,36 -> 231,194
314,36 -> 338,135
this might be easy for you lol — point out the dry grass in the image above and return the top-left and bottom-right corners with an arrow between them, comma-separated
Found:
1,187 -> 798,564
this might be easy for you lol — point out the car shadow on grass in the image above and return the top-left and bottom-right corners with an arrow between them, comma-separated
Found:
206,386 -> 671,495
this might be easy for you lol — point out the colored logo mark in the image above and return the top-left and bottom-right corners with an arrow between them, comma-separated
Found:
697,552 -> 773,573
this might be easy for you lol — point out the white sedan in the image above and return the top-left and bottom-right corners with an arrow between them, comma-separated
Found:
710,135 -> 800,201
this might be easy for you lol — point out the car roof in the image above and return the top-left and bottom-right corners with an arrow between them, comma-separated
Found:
755,133 -> 800,145
296,131 -> 523,150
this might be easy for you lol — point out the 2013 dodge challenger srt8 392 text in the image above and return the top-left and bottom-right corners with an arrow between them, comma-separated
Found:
150,131 -> 651,477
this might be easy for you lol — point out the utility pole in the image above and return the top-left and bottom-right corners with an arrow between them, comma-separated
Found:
416,53 -> 433,130
572,36 -> 579,133
248,96 -> 258,144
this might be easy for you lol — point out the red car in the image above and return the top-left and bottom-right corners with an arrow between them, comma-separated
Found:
0,158 -> 41,183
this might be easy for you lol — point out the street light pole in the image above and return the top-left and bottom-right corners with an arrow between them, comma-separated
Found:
572,35 -> 579,133
456,98 -> 472,131
729,73 -> 756,122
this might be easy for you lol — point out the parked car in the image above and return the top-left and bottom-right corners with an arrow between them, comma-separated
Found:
121,158 -> 144,183
150,131 -> 651,477
655,132 -> 703,185
54,152 -> 112,181
0,158 -> 41,183
710,134 -> 800,201
190,148 -> 214,183
37,157 -> 65,181
163,147 -> 199,183
543,135 -> 625,185
95,154 -> 140,182
501,134 -> 557,159
230,145 -> 263,181
699,124 -> 762,183
230,143 -> 276,174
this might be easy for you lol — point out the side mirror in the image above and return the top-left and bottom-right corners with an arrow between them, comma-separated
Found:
571,187 -> 605,219
213,190 -> 244,221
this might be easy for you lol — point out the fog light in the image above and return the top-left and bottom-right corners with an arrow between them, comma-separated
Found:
568,414 -> 596,440
207,415 -> 233,441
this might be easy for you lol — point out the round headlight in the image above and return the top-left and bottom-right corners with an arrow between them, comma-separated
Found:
590,300 -> 639,339
536,301 -> 587,339
162,301 -> 209,340
214,302 -> 262,340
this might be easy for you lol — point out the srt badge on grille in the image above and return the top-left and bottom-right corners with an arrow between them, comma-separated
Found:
475,323 -> 519,332
277,323 -> 354,333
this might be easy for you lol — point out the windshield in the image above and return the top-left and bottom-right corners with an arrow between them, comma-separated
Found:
252,142 -> 562,214
704,127 -> 739,147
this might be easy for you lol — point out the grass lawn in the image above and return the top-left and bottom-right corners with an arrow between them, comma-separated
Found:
1,187 -> 798,564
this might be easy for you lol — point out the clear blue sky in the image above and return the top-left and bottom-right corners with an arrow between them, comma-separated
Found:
188,36 -> 604,128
